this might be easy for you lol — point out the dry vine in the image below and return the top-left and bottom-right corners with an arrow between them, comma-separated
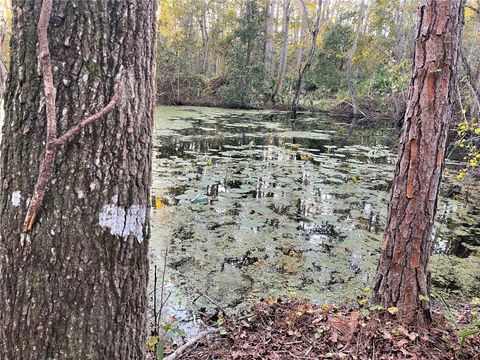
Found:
23,0 -> 124,233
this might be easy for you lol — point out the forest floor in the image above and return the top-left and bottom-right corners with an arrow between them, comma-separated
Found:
169,298 -> 479,359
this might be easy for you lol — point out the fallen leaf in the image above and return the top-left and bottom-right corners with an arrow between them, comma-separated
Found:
396,339 -> 409,347
382,330 -> 393,340
388,307 -> 399,315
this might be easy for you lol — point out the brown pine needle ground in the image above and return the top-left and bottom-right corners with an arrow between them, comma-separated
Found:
178,299 -> 479,359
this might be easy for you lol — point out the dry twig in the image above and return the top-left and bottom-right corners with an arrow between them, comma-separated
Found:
164,329 -> 219,360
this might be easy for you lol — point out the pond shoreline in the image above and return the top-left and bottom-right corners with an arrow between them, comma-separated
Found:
156,94 -> 399,126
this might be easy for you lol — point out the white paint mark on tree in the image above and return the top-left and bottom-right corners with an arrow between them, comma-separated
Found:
99,204 -> 126,236
124,205 -> 146,243
98,203 -> 146,243
12,191 -> 21,207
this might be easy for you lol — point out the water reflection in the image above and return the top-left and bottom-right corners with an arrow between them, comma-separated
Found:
150,106 -> 480,330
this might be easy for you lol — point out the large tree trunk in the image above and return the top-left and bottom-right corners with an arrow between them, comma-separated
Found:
271,0 -> 291,102
0,0 -> 156,358
373,0 -> 465,325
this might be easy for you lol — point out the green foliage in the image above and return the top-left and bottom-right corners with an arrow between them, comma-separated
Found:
156,32 -> 206,104
307,23 -> 353,94
437,294 -> 480,356
156,340 -> 164,360
217,49 -> 268,108
155,0 -> 426,109
217,0 -> 269,107
146,322 -> 187,360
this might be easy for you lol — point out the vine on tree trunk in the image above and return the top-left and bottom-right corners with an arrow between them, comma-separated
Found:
23,0 -> 124,233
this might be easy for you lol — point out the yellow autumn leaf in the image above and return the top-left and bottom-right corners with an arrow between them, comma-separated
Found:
155,197 -> 163,209
2,0 -> 11,21
387,307 -> 398,315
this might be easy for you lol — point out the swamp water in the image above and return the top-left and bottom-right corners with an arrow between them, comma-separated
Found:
149,106 -> 480,333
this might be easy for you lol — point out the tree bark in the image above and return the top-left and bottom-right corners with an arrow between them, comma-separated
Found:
264,0 -> 276,77
199,2 -> 210,75
295,3 -> 307,71
373,0 -> 465,325
0,0 -> 156,358
271,0 -> 291,102
394,0 -> 407,61
346,0 -> 365,118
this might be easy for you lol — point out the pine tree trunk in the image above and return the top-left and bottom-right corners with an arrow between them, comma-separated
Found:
373,0 -> 465,325
0,1 -> 156,358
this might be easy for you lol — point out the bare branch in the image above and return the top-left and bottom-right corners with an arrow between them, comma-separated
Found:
164,329 -> 219,360
460,50 -> 480,113
53,84 -> 124,148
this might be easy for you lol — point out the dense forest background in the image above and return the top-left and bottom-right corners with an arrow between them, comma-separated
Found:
0,1 -> 478,358
156,0 -> 480,121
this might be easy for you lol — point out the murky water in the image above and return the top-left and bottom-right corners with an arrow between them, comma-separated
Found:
149,106 -> 480,333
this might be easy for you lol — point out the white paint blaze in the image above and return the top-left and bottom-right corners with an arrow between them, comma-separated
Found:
11,191 -> 21,207
98,203 -> 146,243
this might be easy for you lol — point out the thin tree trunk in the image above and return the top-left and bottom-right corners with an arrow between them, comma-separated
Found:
271,0 -> 291,102
0,1 -> 156,358
291,0 -> 323,113
264,0 -> 276,77
476,58 -> 480,90
373,0 -> 465,325
199,4 -> 210,75
461,50 -> 480,113
346,0 -> 365,118
322,0 -> 329,21
296,4 -> 307,70
362,4 -> 369,35
394,0 -> 407,61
